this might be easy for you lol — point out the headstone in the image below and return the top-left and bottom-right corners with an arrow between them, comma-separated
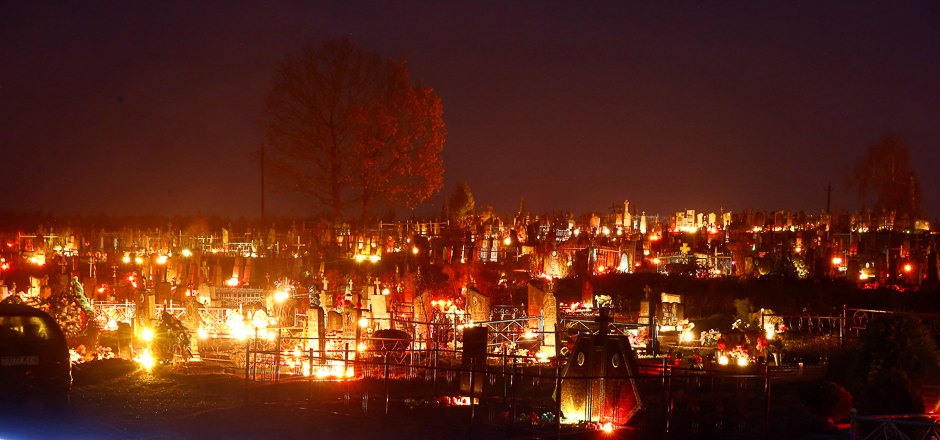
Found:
306,307 -> 325,356
466,287 -> 490,324
83,277 -> 100,301
638,300 -> 650,325
527,282 -> 545,317
582,279 -> 593,304
540,291 -> 557,355
342,309 -> 359,360
370,295 -> 389,330
462,326 -> 488,366
413,291 -> 431,340
326,311 -> 343,332
156,282 -> 171,306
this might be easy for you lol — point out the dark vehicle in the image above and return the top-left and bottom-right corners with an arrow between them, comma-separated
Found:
0,303 -> 71,410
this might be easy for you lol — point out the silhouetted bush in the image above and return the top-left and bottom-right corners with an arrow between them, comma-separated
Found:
798,379 -> 853,422
858,313 -> 938,382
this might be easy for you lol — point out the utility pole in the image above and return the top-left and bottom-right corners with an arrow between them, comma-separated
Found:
260,146 -> 266,225
260,146 -> 266,258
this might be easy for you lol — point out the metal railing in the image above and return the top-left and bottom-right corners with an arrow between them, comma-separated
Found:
850,409 -> 940,440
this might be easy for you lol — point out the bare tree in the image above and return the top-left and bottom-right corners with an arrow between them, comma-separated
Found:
845,136 -> 923,225
262,38 -> 445,223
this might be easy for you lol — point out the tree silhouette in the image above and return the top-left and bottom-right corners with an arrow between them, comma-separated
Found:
262,38 -> 445,223
448,181 -> 475,226
844,137 -> 923,225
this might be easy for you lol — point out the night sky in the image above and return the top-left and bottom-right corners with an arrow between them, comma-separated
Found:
2,1 -> 938,220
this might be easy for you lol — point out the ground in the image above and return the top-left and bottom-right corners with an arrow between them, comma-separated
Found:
0,360 -> 620,440
0,359 -> 842,440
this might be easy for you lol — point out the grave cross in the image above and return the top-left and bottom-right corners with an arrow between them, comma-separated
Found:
680,243 -> 691,255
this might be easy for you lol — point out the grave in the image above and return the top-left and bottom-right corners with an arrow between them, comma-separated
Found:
558,308 -> 642,425
540,290 -> 557,356
466,286 -> 490,324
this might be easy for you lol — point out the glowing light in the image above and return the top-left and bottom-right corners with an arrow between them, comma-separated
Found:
135,257 -> 143,264
859,272 -> 869,280
141,328 -> 154,341
719,355 -> 729,365
602,227 -> 610,235
233,328 -> 248,339
369,255 -> 380,263
135,349 -> 155,370
156,255 -> 167,264
358,318 -> 368,327
832,257 -> 843,265
503,237 -> 511,245
643,249 -> 650,256
601,422 -> 614,433
198,328 -> 208,339
652,258 -> 661,264
904,264 -> 912,272
737,356 -> 748,366
122,255 -> 131,263
266,331 -> 276,341
682,331 -> 694,342
275,290 -> 289,301
357,343 -> 366,352
765,329 -> 774,340
182,249 -> 192,257
412,247 -> 419,254
355,254 -> 366,262
523,331 -> 537,339
226,277 -> 239,287
382,288 -> 390,295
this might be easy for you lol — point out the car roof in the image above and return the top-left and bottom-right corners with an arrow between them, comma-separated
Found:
0,303 -> 57,320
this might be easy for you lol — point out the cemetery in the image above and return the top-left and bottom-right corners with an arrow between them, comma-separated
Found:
0,209 -> 938,437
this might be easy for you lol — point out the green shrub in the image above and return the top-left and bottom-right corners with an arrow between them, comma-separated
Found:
858,313 -> 938,382
798,380 -> 853,422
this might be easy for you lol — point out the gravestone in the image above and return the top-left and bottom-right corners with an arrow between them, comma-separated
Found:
342,309 -> 359,360
466,286 -> 490,323
413,291 -> 431,340
540,290 -> 557,356
326,311 -> 343,332
306,307 -> 325,356
370,295 -> 390,330
527,282 -> 545,317
656,292 -> 684,327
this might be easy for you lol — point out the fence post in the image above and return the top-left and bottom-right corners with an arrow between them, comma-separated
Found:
244,338 -> 251,381
765,363 -> 771,430
555,362 -> 563,438
344,342 -> 350,405
251,330 -> 258,382
384,353 -> 390,421
510,358 -> 517,425
274,328 -> 281,383
841,304 -> 846,348
433,340 -> 438,396
666,364 -> 673,433
849,408 -> 856,440
308,348 -> 314,406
